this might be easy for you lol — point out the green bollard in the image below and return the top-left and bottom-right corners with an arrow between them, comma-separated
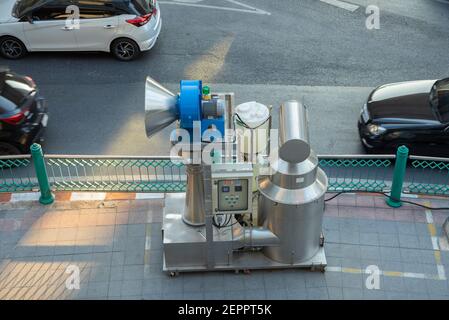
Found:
386,145 -> 409,208
30,143 -> 54,205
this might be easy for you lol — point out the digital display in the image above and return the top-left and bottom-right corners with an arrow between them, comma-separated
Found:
235,186 -> 242,192
222,186 -> 230,193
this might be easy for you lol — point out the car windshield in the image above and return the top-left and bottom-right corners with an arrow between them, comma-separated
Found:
0,72 -> 23,112
432,78 -> 449,123
13,0 -> 50,18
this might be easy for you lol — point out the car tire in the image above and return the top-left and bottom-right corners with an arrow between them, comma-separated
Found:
0,142 -> 22,156
111,38 -> 141,61
0,36 -> 27,59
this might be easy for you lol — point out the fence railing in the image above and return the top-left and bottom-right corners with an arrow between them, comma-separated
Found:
45,155 -> 186,193
0,155 -> 36,193
1,144 -> 448,206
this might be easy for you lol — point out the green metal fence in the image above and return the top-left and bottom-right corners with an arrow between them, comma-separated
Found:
45,156 -> 186,193
318,155 -> 395,192
0,155 -> 37,192
405,156 -> 449,196
1,144 -> 448,206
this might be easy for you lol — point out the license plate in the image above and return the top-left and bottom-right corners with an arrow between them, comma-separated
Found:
41,114 -> 48,127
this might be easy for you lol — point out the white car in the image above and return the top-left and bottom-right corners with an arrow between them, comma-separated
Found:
0,0 -> 162,61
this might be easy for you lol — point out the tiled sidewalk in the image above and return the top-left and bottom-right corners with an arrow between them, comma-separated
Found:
0,192 -> 448,300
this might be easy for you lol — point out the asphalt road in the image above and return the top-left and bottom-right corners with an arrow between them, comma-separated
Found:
2,0 -> 449,155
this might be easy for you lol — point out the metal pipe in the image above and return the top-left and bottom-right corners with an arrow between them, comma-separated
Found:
234,227 -> 280,248
183,164 -> 206,226
279,100 -> 310,163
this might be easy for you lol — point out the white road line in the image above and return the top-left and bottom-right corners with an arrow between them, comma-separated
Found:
70,192 -> 106,201
431,237 -> 440,251
135,193 -> 165,200
326,266 -> 342,272
326,265 -> 443,280
225,0 -> 270,14
320,0 -> 359,12
437,265 -> 447,281
10,192 -> 40,202
402,272 -> 426,279
145,236 -> 152,251
159,0 -> 271,15
425,209 -> 434,224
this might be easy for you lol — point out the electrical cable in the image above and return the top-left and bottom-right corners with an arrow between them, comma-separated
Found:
324,190 -> 449,210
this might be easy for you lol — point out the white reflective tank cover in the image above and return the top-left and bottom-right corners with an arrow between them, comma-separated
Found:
235,101 -> 269,128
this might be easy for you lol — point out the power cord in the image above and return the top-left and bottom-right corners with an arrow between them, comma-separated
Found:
325,191 -> 449,210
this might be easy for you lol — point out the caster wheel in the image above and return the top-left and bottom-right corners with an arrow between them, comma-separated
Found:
320,233 -> 325,247
243,269 -> 251,275
169,271 -> 179,277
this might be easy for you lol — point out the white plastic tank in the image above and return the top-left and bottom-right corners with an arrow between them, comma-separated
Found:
235,101 -> 270,159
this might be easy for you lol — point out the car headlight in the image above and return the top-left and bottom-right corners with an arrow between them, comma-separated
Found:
367,123 -> 386,135
361,103 -> 370,123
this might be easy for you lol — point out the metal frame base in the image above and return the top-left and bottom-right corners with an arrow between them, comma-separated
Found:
162,194 -> 327,274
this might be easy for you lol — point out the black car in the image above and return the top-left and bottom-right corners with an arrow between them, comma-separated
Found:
0,67 -> 47,155
358,78 -> 449,156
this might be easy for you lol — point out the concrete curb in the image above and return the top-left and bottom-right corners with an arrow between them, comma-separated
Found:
0,191 -> 165,203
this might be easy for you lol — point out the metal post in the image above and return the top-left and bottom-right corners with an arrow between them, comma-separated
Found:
30,143 -> 54,205
386,145 -> 409,208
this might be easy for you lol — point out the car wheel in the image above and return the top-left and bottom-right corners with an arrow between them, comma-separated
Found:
0,37 -> 27,59
111,38 -> 141,61
0,142 -> 22,156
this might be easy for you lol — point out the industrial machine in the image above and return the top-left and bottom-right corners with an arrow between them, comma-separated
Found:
144,77 -> 328,274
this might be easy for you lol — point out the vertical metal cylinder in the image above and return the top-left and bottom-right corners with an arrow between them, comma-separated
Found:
30,143 -> 54,205
279,100 -> 310,163
183,164 -> 206,226
386,145 -> 409,208
258,99 -> 328,264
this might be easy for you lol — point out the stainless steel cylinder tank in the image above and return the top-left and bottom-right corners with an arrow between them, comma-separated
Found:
258,100 -> 328,264
183,164 -> 206,226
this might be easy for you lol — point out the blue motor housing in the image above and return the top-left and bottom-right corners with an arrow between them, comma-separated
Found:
177,80 -> 225,141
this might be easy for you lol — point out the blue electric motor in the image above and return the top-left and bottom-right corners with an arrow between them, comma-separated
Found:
145,77 -> 226,142
178,80 -> 225,141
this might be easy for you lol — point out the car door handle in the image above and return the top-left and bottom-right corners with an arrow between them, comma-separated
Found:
104,25 -> 116,29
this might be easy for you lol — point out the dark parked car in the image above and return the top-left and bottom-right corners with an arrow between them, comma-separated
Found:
0,66 -> 47,155
358,78 -> 449,156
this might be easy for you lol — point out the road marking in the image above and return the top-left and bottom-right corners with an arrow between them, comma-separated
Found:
327,265 -> 444,281
159,0 -> 271,15
10,192 -> 40,202
425,209 -> 434,224
70,192 -> 106,201
437,265 -> 447,280
320,0 -> 359,12
135,193 -> 165,200
425,203 -> 447,281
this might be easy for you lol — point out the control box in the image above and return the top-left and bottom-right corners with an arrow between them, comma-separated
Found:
211,163 -> 253,215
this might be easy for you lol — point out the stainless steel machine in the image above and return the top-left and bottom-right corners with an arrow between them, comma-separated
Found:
144,77 -> 328,274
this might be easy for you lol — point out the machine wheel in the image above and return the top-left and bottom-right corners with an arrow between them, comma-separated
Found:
169,271 -> 179,277
111,38 -> 141,61
311,265 -> 326,273
0,36 -> 27,59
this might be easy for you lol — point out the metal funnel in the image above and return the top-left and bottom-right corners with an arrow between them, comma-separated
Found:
145,76 -> 178,138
